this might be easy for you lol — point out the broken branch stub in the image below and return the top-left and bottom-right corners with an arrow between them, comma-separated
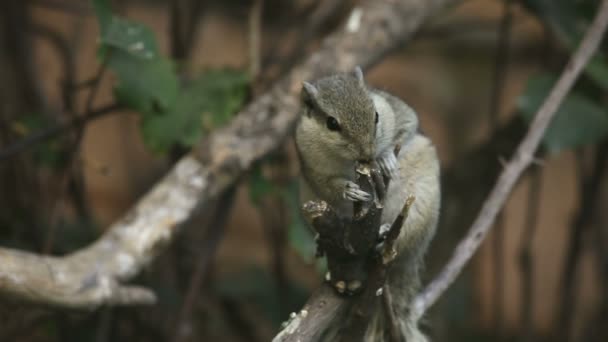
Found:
302,162 -> 392,296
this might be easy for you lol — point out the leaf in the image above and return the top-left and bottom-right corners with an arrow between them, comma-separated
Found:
111,50 -> 179,113
140,69 -> 249,153
92,0 -> 159,60
518,74 -> 608,153
91,0 -> 112,32
92,0 -> 179,114
585,56 -> 608,90
92,1 -> 249,153
521,0 -> 587,45
186,69 -> 250,126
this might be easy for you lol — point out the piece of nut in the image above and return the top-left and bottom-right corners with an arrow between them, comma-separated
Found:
335,281 -> 346,293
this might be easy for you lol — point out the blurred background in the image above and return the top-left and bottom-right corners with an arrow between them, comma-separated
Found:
1,0 -> 607,341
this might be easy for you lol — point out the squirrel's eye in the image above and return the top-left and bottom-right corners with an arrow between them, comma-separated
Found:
326,116 -> 341,131
375,112 -> 379,124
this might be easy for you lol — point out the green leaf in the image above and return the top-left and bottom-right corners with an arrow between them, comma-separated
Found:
139,69 -> 249,153
111,50 -> 178,113
92,0 -> 159,60
585,56 -> 608,90
91,0 -> 112,32
92,1 -> 249,153
92,0 -> 178,115
518,74 -> 608,153
186,69 -> 250,126
521,0 -> 587,45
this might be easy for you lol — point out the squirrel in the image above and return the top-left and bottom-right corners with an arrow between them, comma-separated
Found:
294,67 -> 441,342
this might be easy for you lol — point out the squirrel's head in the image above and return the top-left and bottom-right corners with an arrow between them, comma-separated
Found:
300,66 -> 377,162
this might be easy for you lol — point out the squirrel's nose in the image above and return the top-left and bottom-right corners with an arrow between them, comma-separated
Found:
361,145 -> 374,161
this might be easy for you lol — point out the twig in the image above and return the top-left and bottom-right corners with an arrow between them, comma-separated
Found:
554,143 -> 608,341
518,166 -> 542,342
172,185 -> 237,342
170,0 -> 186,60
488,0 -> 513,335
0,102 -> 121,162
411,0 -> 608,320
259,195 -> 289,316
220,296 -> 263,342
249,0 -> 264,80
591,152 -> 608,341
184,0 -> 205,54
170,0 -> 205,61
269,0 -> 344,85
28,22 -> 76,114
30,0 -> 92,15
43,59 -> 111,253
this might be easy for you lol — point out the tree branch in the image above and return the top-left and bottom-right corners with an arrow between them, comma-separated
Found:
0,102 -> 121,162
0,0 -> 453,309
411,0 -> 608,320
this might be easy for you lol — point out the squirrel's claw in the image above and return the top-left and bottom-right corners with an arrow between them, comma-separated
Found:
343,181 -> 372,202
377,152 -> 399,179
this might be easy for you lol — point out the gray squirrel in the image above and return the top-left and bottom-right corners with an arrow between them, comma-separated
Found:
295,67 -> 441,341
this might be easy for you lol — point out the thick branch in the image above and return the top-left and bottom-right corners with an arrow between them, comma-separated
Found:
411,0 -> 608,320
0,0 -> 452,309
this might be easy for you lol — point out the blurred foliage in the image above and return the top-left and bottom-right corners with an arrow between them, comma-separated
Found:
141,69 -> 249,152
518,74 -> 608,154
248,164 -> 319,264
215,266 -> 310,327
11,114 -> 66,168
92,0 -> 249,153
518,0 -> 608,154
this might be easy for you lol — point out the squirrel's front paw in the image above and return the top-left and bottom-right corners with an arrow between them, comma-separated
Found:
377,152 -> 399,179
343,181 -> 372,202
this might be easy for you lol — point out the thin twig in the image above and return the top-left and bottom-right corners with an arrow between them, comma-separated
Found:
488,0 -> 513,336
0,102 -> 120,162
170,0 -> 187,60
172,185 -> 237,342
260,195 -> 289,316
30,0 -> 92,15
273,0 -> 343,82
411,0 -> 608,320
518,166 -> 542,342
555,143 -> 608,341
249,0 -> 264,80
28,22 -> 76,114
184,0 -> 205,53
43,58 -> 111,253
260,0 -> 344,90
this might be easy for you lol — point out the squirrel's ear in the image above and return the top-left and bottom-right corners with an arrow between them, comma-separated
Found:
302,81 -> 319,107
353,66 -> 365,86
